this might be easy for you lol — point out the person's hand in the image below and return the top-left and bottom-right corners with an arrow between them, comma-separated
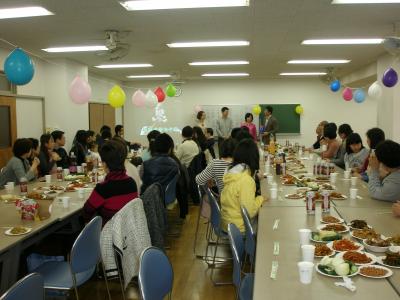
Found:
369,154 -> 380,171
51,152 -> 61,161
392,201 -> 400,217
256,171 -> 264,181
32,157 -> 40,168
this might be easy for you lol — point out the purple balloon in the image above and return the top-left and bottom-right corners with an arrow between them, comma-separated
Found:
382,68 -> 398,88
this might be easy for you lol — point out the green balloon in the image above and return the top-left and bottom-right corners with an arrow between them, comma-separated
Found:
166,84 -> 176,97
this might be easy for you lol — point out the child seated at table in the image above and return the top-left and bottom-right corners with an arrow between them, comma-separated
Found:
344,133 -> 369,169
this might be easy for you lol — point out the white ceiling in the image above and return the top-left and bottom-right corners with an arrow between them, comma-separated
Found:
0,0 -> 399,82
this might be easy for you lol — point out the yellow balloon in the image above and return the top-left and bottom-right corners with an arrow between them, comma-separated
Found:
108,85 -> 126,108
295,105 -> 304,115
252,105 -> 261,115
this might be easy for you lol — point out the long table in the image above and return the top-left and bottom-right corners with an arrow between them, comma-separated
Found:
0,178 -> 90,293
254,157 -> 400,299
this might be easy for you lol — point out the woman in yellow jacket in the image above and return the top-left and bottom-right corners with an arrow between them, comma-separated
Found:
221,138 -> 266,233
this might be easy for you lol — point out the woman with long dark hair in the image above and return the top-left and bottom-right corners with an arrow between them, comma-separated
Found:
38,134 -> 60,176
70,130 -> 89,165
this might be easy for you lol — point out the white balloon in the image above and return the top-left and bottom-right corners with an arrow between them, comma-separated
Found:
368,81 -> 383,99
145,90 -> 158,108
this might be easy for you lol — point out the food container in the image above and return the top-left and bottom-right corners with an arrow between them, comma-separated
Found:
18,199 -> 39,221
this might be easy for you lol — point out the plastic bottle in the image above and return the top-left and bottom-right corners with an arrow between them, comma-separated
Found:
69,152 -> 77,174
306,191 -> 315,215
56,167 -> 63,181
20,177 -> 28,195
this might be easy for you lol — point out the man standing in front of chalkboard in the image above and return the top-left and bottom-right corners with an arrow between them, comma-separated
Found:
216,106 -> 233,157
262,106 -> 279,145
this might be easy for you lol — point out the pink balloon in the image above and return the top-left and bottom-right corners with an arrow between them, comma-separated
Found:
194,105 -> 202,113
342,87 -> 353,101
132,89 -> 146,107
69,75 -> 91,104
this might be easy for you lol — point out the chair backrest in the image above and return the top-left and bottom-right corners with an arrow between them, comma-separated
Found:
203,186 -> 224,237
139,247 -> 173,300
70,216 -> 102,274
241,206 -> 256,264
164,173 -> 179,205
228,223 -> 245,291
0,273 -> 44,300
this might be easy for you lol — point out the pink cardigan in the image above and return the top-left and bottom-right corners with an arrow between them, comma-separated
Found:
241,122 -> 257,141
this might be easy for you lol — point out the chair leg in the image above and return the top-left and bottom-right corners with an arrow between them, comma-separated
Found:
210,236 -> 232,286
101,261 -> 113,300
114,253 -> 126,300
193,196 -> 204,255
72,274 -> 80,300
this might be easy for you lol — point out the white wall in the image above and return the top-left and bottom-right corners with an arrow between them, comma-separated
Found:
16,97 -> 44,139
123,79 -> 378,146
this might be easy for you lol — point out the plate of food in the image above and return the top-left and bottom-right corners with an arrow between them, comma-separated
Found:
315,244 -> 335,258
65,181 -> 88,192
319,183 -> 335,191
359,265 -> 393,279
64,174 -> 87,181
317,224 -> 349,233
329,192 -> 347,200
376,251 -> 400,269
25,192 -> 55,201
315,176 -> 330,182
337,251 -> 377,266
363,237 -> 391,253
316,256 -> 359,278
388,235 -> 400,246
328,239 -> 364,252
284,193 -> 304,200
320,216 -> 344,224
311,231 -> 342,243
349,219 -> 370,230
282,177 -> 297,185
350,228 -> 380,241
5,226 -> 32,236
0,194 -> 22,204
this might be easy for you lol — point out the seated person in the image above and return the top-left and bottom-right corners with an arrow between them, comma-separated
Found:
86,130 -> 96,144
393,201 -> 400,217
196,138 -> 236,194
28,138 -> 40,163
331,124 -> 353,169
312,121 -> 328,149
140,133 -> 179,194
114,125 -> 131,148
88,141 -> 102,163
51,130 -> 69,169
176,126 -> 200,168
96,125 -> 111,148
205,128 -> 216,159
0,139 -> 39,187
38,134 -> 60,176
344,133 -> 369,169
141,130 -> 160,162
70,130 -> 89,166
368,140 -> 400,202
220,138 -> 265,233
83,140 -> 138,225
321,123 -> 340,159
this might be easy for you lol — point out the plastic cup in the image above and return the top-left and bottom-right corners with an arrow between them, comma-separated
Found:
299,229 -> 312,246
5,184 -> 13,194
350,188 -> 358,199
351,176 -> 358,186
267,175 -> 274,184
321,145 -> 327,152
330,172 -> 338,184
344,170 -> 351,179
298,262 -> 314,284
61,196 -> 70,208
301,245 -> 315,262
63,169 -> 70,177
316,157 -> 322,163
45,175 -> 51,184
270,188 -> 278,199
7,182 -> 15,189
77,188 -> 84,199
76,166 -> 83,173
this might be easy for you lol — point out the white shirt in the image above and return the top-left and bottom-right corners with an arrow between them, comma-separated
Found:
176,139 -> 200,168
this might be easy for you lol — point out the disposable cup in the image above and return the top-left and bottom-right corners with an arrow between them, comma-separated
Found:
350,188 -> 358,199
330,172 -> 338,184
270,188 -> 278,199
61,197 -> 70,208
45,175 -> 51,184
351,176 -> 358,186
298,262 -> 314,284
301,245 -> 315,262
299,229 -> 311,246
344,170 -> 351,179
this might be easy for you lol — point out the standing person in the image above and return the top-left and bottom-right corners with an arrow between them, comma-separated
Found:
51,130 -> 69,169
216,107 -> 233,157
195,111 -> 207,133
114,125 -> 131,149
262,106 -> 278,145
70,130 -> 88,166
176,126 -> 200,168
241,112 -> 257,141
330,124 -> 353,169
38,134 -> 60,176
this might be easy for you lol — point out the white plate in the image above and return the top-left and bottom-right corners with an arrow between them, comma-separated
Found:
327,240 -> 364,252
330,194 -> 348,200
315,249 -> 335,258
317,224 -> 350,234
315,264 -> 359,278
349,230 -> 379,241
320,217 -> 344,224
359,265 -> 393,279
336,251 -> 377,266
349,224 -> 372,231
284,194 -> 304,200
363,237 -> 391,253
5,227 -> 32,236
376,256 -> 400,269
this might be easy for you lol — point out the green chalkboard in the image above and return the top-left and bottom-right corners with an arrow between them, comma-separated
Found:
259,104 -> 300,134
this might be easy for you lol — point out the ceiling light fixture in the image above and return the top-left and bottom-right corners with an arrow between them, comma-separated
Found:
288,59 -> 350,64
332,0 -> 400,4
202,73 -> 249,77
302,39 -> 383,45
189,60 -> 249,66
127,74 -> 171,78
0,6 -> 53,19
280,72 -> 327,76
42,46 -> 108,53
95,64 -> 153,69
167,41 -> 250,48
120,0 -> 249,10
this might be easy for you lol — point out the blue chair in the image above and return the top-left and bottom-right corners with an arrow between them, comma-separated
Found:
0,273 -> 43,300
33,216 -> 111,300
241,206 -> 256,271
165,173 -> 179,205
228,223 -> 254,300
139,247 -> 173,300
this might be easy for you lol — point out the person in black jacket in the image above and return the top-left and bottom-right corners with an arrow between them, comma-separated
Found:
69,130 -> 88,166
38,134 -> 60,176
51,130 -> 69,169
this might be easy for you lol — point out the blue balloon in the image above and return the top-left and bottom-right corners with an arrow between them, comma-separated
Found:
330,80 -> 341,92
354,89 -> 366,103
4,48 -> 35,85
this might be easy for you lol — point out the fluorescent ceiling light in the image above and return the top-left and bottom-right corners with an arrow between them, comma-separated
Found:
288,59 -> 350,64
202,73 -> 249,77
302,39 -> 383,45
0,6 -> 53,19
280,72 -> 327,76
42,46 -> 108,53
127,74 -> 171,78
120,0 -> 249,10
189,61 -> 249,66
332,0 -> 400,3
95,64 -> 153,69
167,41 -> 250,48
